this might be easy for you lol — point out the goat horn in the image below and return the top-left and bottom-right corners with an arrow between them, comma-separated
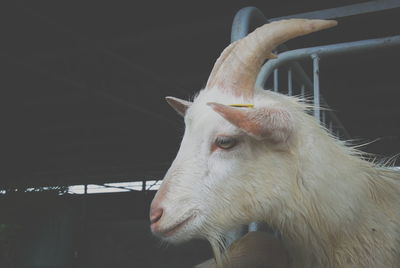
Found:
205,19 -> 337,98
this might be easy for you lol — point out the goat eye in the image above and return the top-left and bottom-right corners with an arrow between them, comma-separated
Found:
215,136 -> 237,150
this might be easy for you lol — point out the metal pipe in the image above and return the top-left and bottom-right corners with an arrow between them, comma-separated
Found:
254,35 -> 400,140
232,7 -> 400,141
231,7 -> 267,42
274,68 -> 279,92
231,6 -> 316,96
257,35 -> 400,87
271,0 -> 400,21
271,61 -> 350,139
312,54 -> 320,121
288,68 -> 293,96
231,6 -> 341,129
300,84 -> 305,99
142,180 -> 146,191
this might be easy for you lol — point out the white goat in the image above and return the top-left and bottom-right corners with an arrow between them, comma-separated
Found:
150,19 -> 400,267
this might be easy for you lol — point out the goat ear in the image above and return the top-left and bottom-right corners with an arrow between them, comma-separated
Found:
165,96 -> 192,116
207,102 -> 293,143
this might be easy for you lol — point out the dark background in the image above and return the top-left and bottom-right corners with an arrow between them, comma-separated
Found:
3,0 -> 399,189
1,1 -> 400,267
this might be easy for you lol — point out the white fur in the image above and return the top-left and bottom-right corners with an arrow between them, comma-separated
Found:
156,88 -> 400,267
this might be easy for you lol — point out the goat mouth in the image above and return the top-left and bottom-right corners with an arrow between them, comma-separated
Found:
156,215 -> 194,237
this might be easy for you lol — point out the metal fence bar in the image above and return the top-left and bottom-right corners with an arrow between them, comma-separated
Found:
231,7 -> 353,138
260,56 -> 351,139
231,7 -> 315,95
257,35 -> 400,87
231,7 -> 267,42
288,68 -> 293,96
232,7 -> 400,142
271,0 -> 400,21
300,84 -> 305,99
312,54 -> 321,121
274,68 -> 279,92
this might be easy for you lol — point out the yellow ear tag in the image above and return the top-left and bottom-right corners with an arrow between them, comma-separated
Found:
228,104 -> 254,108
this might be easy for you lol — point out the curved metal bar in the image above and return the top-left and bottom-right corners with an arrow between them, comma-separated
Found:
231,6 -> 352,139
255,35 -> 400,139
271,0 -> 400,21
256,35 -> 400,87
231,6 -> 267,42
232,7 -> 315,95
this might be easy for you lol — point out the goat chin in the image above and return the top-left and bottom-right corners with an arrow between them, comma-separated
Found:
195,231 -> 290,268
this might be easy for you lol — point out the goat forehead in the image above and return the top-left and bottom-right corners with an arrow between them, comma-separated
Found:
187,88 -> 292,116
186,90 -> 245,125
184,89 -> 300,135
193,89 -> 248,109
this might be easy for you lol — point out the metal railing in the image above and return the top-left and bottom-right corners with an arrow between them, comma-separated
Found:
256,35 -> 400,120
232,6 -> 400,139
232,7 -> 349,138
230,5 -> 400,236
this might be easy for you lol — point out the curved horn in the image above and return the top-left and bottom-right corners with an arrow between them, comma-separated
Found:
205,19 -> 337,98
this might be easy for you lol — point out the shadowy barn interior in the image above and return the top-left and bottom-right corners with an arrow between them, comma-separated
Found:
2,1 -> 400,267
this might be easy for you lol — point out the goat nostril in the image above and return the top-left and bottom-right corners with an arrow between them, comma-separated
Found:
150,208 -> 163,224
